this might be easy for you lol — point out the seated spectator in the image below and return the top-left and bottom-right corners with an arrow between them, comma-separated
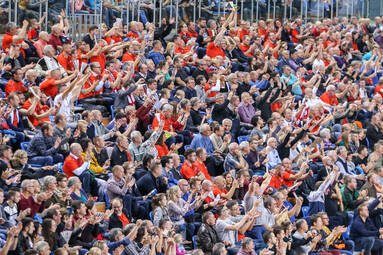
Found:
27,123 -> 64,166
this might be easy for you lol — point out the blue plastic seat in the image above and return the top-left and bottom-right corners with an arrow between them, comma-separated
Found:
342,225 -> 351,240
237,135 -> 250,143
110,105 -> 114,119
149,211 -> 154,222
184,145 -> 192,150
104,191 -> 109,209
21,142 -> 30,151
192,235 -> 197,249
302,206 -> 309,218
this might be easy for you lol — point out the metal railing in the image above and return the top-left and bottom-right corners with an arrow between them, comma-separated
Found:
2,0 -> 379,39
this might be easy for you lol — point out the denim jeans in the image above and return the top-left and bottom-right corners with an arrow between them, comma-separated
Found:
79,171 -> 92,194
28,154 -> 63,166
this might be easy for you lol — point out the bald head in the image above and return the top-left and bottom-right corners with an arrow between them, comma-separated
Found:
70,143 -> 82,157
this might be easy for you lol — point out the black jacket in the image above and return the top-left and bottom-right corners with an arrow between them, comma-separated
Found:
366,124 -> 383,149
109,209 -> 130,229
256,86 -> 281,121
136,172 -> 167,196
212,100 -> 237,124
196,223 -> 222,254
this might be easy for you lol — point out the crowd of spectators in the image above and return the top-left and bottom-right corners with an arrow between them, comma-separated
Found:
2,3 -> 383,255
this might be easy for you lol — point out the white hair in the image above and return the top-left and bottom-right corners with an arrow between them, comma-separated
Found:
239,141 -> 249,150
130,131 -> 141,141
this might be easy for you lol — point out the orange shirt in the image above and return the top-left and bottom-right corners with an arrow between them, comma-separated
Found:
268,174 -> 284,190
127,31 -> 140,41
152,113 -> 172,132
79,73 -> 98,99
180,161 -> 199,179
155,144 -> 169,158
193,160 -> 212,181
264,39 -> 278,58
174,46 -> 190,55
204,81 -> 219,98
77,50 -> 89,70
39,78 -> 58,98
5,79 -> 27,96
238,29 -> 249,40
63,154 -> 84,178
90,54 -> 106,73
212,185 -> 228,198
258,28 -> 269,40
2,33 -> 13,52
320,92 -> 339,106
122,51 -> 136,63
118,212 -> 130,226
239,44 -> 252,56
206,42 -> 226,58
374,85 -> 383,97
57,53 -> 74,71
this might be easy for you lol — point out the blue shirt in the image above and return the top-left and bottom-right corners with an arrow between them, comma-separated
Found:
147,51 -> 165,66
190,133 -> 214,155
281,73 -> 302,95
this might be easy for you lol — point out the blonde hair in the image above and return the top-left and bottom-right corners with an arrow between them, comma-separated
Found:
11,149 -> 28,168
86,247 -> 102,255
77,120 -> 87,129
168,186 -> 180,202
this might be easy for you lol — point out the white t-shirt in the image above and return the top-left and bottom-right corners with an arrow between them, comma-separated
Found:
54,91 -> 73,121
215,218 -> 237,247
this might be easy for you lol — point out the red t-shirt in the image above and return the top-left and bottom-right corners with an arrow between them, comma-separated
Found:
57,53 -> 74,71
193,160 -> 212,181
118,212 -> 130,226
2,33 -> 14,52
48,34 -> 62,50
122,51 -> 136,63
206,42 -> 225,58
5,79 -> 27,96
40,78 -> 58,98
180,161 -> 199,179
320,92 -> 339,106
239,44 -> 252,56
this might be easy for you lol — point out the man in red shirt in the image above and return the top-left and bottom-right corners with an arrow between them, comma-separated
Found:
181,149 -> 205,180
48,24 -> 63,51
57,42 -> 74,74
320,85 -> 339,106
63,143 -> 93,194
2,20 -> 28,53
212,176 -> 238,201
194,148 -> 212,181
5,68 -> 27,96
39,69 -> 78,98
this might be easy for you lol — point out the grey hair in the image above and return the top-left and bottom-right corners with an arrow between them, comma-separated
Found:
42,176 -> 57,190
20,179 -> 31,190
162,103 -> 173,112
212,243 -> 226,255
68,176 -> 81,188
109,228 -> 123,242
222,119 -> 232,125
267,137 -> 276,146
199,123 -> 210,133
5,22 -> 17,32
239,141 -> 249,150
319,128 -> 330,138
25,69 -> 36,77
336,146 -> 347,154
43,45 -> 54,56
228,142 -> 238,151
326,85 -> 336,92
130,131 -> 141,141
34,241 -> 49,252
241,237 -> 253,248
